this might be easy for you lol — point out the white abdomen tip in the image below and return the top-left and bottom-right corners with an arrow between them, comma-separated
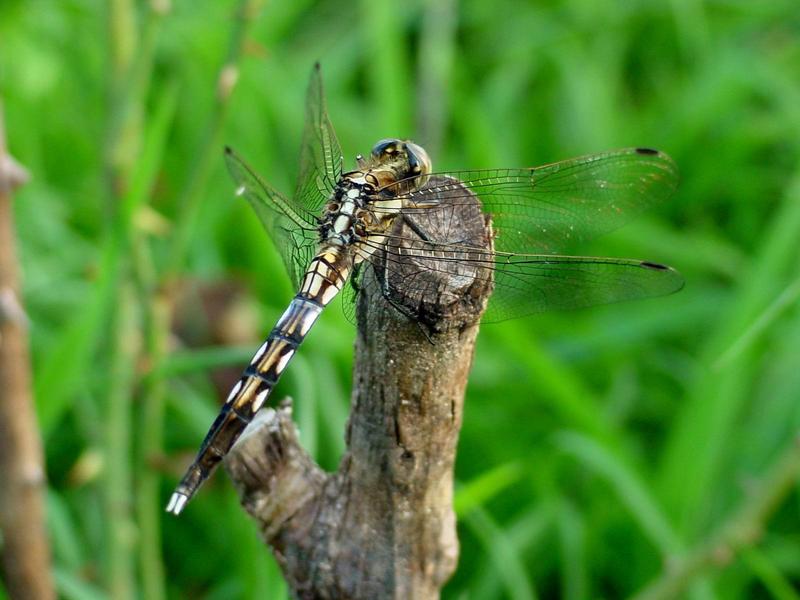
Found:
166,492 -> 188,515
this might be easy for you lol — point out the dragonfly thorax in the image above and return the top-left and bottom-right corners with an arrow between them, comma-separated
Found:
318,180 -> 380,245
318,139 -> 434,245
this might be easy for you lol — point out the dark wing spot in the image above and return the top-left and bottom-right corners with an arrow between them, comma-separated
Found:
635,147 -> 659,155
640,261 -> 669,270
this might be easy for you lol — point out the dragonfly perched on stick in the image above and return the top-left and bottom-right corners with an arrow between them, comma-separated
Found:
166,63 -> 683,515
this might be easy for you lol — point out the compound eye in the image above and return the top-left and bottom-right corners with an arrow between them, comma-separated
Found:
407,152 -> 420,172
371,138 -> 401,157
405,141 -> 432,176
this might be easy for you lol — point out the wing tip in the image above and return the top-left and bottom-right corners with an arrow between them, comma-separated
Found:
640,261 -> 685,294
639,260 -> 669,270
630,147 -> 680,192
632,147 -> 676,167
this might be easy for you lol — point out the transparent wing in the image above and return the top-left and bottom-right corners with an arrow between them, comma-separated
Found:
224,66 -> 341,287
358,235 -> 683,322
488,255 -> 683,322
340,265 -> 364,326
381,147 -> 679,255
293,62 -> 343,214
359,161 -> 682,322
484,255 -> 683,321
224,147 -> 318,288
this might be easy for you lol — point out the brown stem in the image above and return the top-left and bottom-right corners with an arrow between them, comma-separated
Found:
225,177 -> 493,598
0,101 -> 56,599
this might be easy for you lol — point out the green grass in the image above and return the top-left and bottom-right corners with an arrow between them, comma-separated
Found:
2,0 -> 800,597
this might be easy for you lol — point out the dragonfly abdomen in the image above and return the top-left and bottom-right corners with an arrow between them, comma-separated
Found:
166,249 -> 352,515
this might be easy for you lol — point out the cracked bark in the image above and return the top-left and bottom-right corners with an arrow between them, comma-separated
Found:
0,100 -> 56,600
225,176 -> 493,599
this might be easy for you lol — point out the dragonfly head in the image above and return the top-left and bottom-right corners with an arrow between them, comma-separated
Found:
367,138 -> 432,191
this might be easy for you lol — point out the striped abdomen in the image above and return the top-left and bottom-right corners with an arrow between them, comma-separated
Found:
166,245 -> 351,514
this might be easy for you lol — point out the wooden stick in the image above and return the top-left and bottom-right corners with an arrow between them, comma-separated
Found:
0,99 -> 56,600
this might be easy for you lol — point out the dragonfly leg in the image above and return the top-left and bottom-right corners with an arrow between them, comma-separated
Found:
375,257 -> 436,344
399,213 -> 434,242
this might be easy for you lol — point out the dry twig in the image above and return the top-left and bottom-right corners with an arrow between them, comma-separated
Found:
0,99 -> 55,599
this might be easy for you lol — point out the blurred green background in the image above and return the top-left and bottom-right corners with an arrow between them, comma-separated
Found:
2,0 -> 800,598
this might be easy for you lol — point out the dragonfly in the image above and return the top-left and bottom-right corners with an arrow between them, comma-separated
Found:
166,63 -> 683,515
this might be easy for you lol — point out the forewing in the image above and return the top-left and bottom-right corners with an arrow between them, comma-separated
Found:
389,148 -> 678,255
294,63 -> 343,214
224,147 -> 318,288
